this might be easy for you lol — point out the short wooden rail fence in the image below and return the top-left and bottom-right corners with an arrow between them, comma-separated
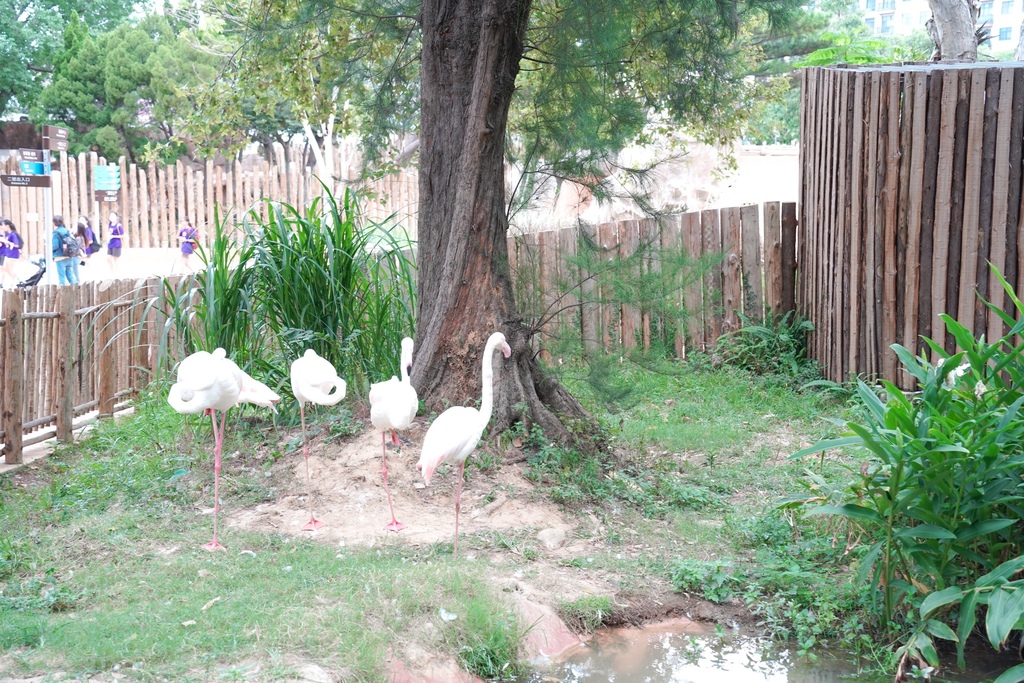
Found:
1,201 -> 796,465
801,63 -> 1024,387
512,201 -> 798,355
0,278 -> 181,465
0,152 -> 418,259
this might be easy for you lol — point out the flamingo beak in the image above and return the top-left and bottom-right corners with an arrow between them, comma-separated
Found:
406,363 -> 413,376
501,342 -> 512,359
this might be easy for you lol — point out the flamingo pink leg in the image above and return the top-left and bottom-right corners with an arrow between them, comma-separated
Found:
203,409 -> 227,551
454,460 -> 466,558
300,403 -> 325,531
381,431 -> 405,532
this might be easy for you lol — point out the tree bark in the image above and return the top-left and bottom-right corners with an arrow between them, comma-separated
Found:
927,0 -> 978,61
412,0 -> 589,444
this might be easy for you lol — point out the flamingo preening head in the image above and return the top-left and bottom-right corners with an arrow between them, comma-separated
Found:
369,337 -> 418,531
416,332 -> 512,556
167,348 -> 280,551
290,349 -> 347,531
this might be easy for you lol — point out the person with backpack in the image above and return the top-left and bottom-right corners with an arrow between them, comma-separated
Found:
1,218 -> 23,287
106,211 -> 124,274
52,215 -> 80,285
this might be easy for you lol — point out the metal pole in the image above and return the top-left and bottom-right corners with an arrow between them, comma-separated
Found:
43,148 -> 54,285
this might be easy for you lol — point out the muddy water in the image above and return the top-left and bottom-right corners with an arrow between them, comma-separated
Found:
520,619 -> 1019,682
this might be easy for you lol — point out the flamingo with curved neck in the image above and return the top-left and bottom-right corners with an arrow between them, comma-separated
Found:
417,332 -> 512,556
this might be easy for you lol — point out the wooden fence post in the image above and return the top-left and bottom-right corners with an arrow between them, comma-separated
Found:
55,287 -> 75,443
781,202 -> 798,315
97,285 -> 116,418
2,293 -> 24,464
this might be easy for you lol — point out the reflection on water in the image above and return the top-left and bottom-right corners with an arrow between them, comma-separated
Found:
520,620 -> 1018,683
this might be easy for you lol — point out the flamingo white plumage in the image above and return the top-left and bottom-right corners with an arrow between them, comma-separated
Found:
416,332 -> 512,556
290,349 -> 347,531
369,337 -> 418,531
167,348 -> 280,550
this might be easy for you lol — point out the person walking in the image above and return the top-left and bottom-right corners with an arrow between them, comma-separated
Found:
106,211 -> 124,274
177,218 -> 198,272
74,216 -> 95,282
1,218 -> 23,287
52,215 -> 79,285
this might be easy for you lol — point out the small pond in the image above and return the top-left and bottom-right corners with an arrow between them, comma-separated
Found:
519,619 -> 1019,682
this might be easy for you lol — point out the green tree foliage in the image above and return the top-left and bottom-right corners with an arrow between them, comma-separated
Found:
0,0 -> 133,117
38,14 -> 221,163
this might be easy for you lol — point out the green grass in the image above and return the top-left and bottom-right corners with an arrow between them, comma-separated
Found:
0,392 -> 522,682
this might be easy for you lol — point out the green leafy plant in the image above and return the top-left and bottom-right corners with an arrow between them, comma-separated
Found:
717,309 -> 817,384
670,559 -> 738,603
790,265 -> 1024,677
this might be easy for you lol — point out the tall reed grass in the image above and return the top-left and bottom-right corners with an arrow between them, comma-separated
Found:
157,191 -> 416,405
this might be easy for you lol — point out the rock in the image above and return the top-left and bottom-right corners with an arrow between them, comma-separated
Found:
293,664 -> 333,683
537,528 -> 566,549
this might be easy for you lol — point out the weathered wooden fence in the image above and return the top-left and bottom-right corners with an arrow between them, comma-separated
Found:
514,201 -> 798,355
1,201 -> 797,465
801,63 -> 1024,387
0,279 -> 179,465
0,152 -> 418,257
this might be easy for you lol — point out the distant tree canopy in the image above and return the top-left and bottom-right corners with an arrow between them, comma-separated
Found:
0,0 -> 133,118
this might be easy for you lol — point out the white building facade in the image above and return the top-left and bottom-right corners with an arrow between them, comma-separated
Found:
862,0 -> 1023,49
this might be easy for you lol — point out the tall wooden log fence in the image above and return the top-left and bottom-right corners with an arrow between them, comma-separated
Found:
0,152 -> 418,257
0,201 -> 797,465
800,63 -> 1024,388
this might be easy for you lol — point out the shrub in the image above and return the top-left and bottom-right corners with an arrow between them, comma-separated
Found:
558,595 -> 613,634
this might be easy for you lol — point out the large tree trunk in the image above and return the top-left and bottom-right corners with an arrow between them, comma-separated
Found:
927,0 -> 978,61
412,0 -> 588,444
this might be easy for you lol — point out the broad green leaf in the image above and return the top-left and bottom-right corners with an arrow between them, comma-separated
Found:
994,663 -> 1024,683
957,589 -> 978,669
977,556 -> 1024,588
956,519 -> 1018,543
789,436 -> 862,460
986,586 -> 1024,650
895,525 -> 956,540
919,586 -> 966,619
924,619 -> 959,642
914,631 -> 940,667
892,344 -> 929,382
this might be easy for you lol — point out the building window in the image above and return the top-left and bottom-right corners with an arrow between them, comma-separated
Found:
881,0 -> 895,9
866,16 -> 876,31
866,0 -> 876,10
1003,0 -> 1013,12
881,13 -> 894,32
981,2 -> 993,18
919,11 -> 929,22
903,13 -> 911,23
1000,26 -> 1012,39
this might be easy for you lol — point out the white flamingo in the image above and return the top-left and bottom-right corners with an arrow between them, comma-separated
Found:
290,349 -> 347,531
167,348 -> 280,551
369,337 -> 418,531
416,332 -> 511,556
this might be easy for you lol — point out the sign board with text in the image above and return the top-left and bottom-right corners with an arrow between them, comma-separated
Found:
94,190 -> 119,203
17,149 -> 43,162
42,137 -> 69,152
19,160 -> 50,176
93,165 -> 121,191
42,125 -> 70,140
1,175 -> 51,188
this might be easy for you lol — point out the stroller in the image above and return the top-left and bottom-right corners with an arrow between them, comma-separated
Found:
16,257 -> 46,289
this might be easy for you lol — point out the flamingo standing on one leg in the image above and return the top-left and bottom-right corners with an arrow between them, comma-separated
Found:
369,337 -> 418,531
168,348 -> 280,551
290,349 -> 347,531
416,332 -> 511,557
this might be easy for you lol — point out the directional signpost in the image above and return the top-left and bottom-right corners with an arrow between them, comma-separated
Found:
94,164 -> 121,202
